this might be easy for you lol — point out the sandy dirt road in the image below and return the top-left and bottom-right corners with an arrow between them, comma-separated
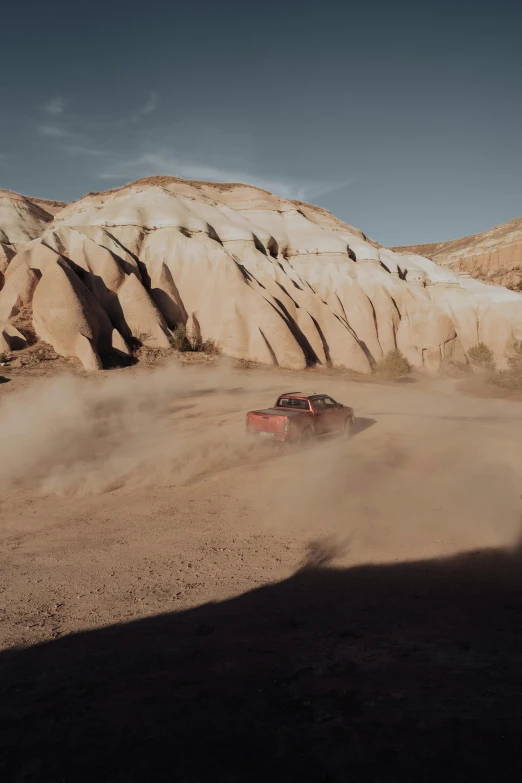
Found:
1,362 -> 522,781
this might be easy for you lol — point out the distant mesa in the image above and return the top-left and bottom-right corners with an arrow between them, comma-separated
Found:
1,176 -> 522,373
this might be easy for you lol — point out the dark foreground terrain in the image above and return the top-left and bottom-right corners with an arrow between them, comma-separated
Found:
2,544 -> 522,782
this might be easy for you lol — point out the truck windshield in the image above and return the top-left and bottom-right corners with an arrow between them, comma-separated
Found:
277,398 -> 309,409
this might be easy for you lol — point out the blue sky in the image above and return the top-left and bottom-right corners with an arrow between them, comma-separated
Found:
1,0 -> 521,245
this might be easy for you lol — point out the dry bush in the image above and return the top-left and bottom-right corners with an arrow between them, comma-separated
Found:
10,306 -> 38,346
374,349 -> 412,379
237,358 -> 259,370
468,343 -> 495,370
489,345 -> 522,390
169,324 -> 220,355
129,331 -> 153,351
491,369 -> 522,390
198,337 -> 221,356
438,359 -> 472,378
168,324 -> 192,352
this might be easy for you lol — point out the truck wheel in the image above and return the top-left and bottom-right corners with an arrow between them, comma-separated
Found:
344,417 -> 354,439
300,426 -> 314,447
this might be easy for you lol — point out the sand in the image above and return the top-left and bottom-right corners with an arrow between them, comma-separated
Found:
1,361 -> 522,781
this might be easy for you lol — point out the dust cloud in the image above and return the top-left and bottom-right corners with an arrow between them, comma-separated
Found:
254,416 -> 522,564
1,360 -> 521,564
0,360 -> 269,495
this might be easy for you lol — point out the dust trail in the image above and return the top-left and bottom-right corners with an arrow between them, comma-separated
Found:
0,360 -> 271,495
249,413 -> 522,564
1,361 -> 521,565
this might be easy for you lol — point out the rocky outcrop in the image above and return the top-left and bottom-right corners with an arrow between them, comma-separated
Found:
0,189 -> 59,245
1,178 -> 522,372
0,322 -> 27,353
393,217 -> 522,289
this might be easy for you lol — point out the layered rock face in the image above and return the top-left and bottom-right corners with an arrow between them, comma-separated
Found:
1,177 -> 522,372
0,189 -> 66,288
394,217 -> 522,289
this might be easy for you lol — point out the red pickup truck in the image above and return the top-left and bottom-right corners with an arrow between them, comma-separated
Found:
246,392 -> 355,445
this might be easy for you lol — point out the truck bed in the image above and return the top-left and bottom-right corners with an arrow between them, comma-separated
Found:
246,408 -> 311,441
251,408 -> 305,417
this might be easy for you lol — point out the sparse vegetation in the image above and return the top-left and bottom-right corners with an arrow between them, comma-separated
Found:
168,324 -> 193,352
199,337 -> 221,355
467,342 -> 495,370
461,343 -> 522,397
10,306 -> 38,346
237,358 -> 259,370
489,344 -> 522,390
127,331 -> 153,356
132,330 -> 153,348
374,349 -> 412,379
438,359 -> 471,378
0,341 -> 64,369
168,324 -> 221,355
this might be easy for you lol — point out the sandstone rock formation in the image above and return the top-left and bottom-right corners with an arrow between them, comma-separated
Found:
0,322 -> 26,353
0,189 -> 66,298
0,188 -> 65,246
393,217 -> 522,289
1,178 -> 522,372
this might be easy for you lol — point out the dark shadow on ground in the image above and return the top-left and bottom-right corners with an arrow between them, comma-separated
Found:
100,350 -> 138,370
325,416 -> 376,444
0,376 -> 10,384
2,544 -> 522,782
351,416 -> 376,436
317,417 -> 377,444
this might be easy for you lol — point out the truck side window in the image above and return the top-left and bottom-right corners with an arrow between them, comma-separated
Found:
324,397 -> 336,408
313,398 -> 326,411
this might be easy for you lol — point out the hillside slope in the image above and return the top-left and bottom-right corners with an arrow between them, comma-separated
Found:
1,176 -> 522,371
393,217 -> 522,289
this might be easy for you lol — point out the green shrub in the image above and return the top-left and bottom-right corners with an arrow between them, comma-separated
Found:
374,349 -> 412,379
467,343 -> 495,370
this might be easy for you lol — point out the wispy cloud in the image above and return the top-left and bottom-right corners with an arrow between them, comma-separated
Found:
97,149 -> 352,201
132,91 -> 159,122
36,92 -> 160,145
141,91 -> 159,115
33,94 -> 351,205
296,179 -> 355,201
66,145 -> 111,157
38,124 -> 76,138
44,97 -> 64,115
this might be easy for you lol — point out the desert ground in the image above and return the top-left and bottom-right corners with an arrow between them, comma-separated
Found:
1,359 -> 522,781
